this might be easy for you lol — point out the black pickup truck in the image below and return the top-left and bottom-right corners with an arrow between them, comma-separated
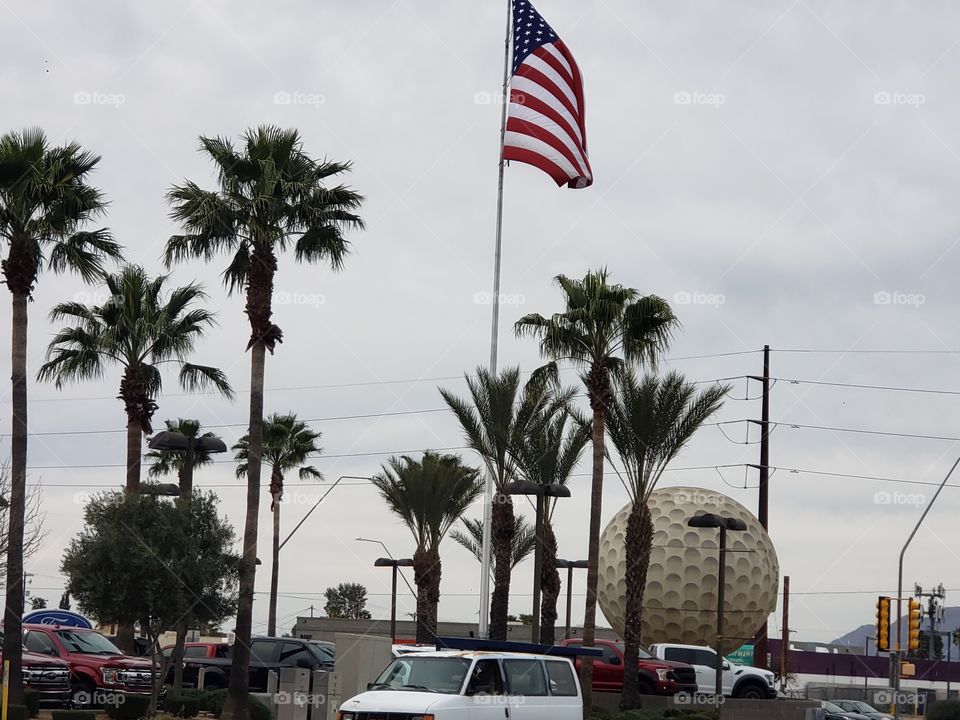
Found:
173,637 -> 333,692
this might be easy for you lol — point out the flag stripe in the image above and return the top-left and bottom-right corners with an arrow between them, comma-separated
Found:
510,78 -> 583,146
514,62 -> 579,127
532,46 -> 576,97
503,139 -> 579,187
507,103 -> 588,175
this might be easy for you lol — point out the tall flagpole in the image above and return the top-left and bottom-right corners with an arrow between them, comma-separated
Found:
478,0 -> 513,640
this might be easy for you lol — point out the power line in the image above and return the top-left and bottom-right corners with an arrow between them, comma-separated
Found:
772,377 -> 960,397
772,348 -> 960,355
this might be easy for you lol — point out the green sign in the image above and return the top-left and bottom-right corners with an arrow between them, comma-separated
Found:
727,644 -> 754,666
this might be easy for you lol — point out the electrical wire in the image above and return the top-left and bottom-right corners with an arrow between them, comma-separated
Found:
772,377 -> 960,396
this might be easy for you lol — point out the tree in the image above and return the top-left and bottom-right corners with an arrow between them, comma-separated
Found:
146,418 -> 224,497
515,269 -> 678,717
440,367 -> 558,640
62,491 -> 238,709
606,370 -> 727,708
146,418 -> 226,692
165,125 -> 363,720
451,515 -> 536,571
323,583 -> 372,620
234,413 -> 322,636
57,592 -> 70,610
38,265 -> 233,492
0,462 -> 46,578
29,597 -> 46,610
512,402 -> 590,645
372,452 -> 482,643
0,127 -> 122,703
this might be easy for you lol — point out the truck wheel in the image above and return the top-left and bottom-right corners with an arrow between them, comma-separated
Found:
71,679 -> 97,709
734,682 -> 766,699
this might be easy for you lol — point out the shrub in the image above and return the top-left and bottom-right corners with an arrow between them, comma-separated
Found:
163,694 -> 201,718
928,700 -> 960,720
23,689 -> 40,719
5,705 -> 28,720
51,712 -> 97,720
104,693 -> 153,720
193,688 -> 268,720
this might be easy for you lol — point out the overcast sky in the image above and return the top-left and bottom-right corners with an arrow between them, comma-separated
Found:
4,0 -> 960,647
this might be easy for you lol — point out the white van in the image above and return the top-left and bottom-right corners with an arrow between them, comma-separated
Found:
337,649 -> 583,720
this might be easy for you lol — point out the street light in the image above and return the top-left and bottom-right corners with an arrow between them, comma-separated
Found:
503,480 -> 571,643
374,557 -> 415,642
138,482 -> 182,497
687,512 -> 747,703
147,430 -> 228,497
556,559 -> 589,640
357,537 -> 417,599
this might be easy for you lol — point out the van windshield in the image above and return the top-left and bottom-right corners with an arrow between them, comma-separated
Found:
372,656 -> 471,694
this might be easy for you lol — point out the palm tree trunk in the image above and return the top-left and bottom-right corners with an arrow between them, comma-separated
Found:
223,340 -> 266,720
267,494 -> 281,636
3,290 -> 28,704
580,367 -> 609,720
413,547 -> 441,644
620,502 -> 654,709
488,493 -> 514,640
539,519 -> 560,646
173,466 -> 194,693
125,414 -> 142,492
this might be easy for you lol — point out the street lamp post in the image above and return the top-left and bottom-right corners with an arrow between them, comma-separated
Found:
147,430 -> 228,498
374,558 -> 414,642
503,480 -> 571,644
357,537 -> 417,599
556,559 -> 589,640
687,512 -> 747,705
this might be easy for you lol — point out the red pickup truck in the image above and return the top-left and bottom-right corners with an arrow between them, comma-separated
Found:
560,638 -> 698,695
0,631 -> 71,707
23,624 -> 155,707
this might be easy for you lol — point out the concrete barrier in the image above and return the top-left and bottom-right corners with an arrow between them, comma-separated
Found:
592,692 -> 821,719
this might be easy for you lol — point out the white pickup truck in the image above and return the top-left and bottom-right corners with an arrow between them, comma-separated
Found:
337,648 -> 584,720
647,643 -> 776,699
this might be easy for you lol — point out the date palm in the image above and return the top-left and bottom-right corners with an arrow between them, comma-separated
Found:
165,125 -> 363,720
512,403 -> 590,645
440,366 -> 558,640
234,413 -> 322,637
451,515 -> 536,571
606,370 -> 728,708
514,269 -> 678,717
0,128 -> 122,701
146,418 -> 223,497
38,265 -> 233,492
372,452 -> 482,643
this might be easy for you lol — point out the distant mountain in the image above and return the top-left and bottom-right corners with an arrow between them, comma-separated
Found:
832,606 -> 960,651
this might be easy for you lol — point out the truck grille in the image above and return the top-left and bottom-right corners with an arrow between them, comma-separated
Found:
117,670 -> 153,689
354,714 -> 421,720
668,667 -> 697,685
22,668 -> 70,688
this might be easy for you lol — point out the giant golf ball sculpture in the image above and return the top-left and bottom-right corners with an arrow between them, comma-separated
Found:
597,486 -> 778,654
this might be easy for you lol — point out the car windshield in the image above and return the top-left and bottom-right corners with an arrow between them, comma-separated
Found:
373,656 -> 471,694
853,701 -> 878,712
823,701 -> 843,712
309,644 -> 333,663
57,630 -> 121,655
615,642 -> 653,660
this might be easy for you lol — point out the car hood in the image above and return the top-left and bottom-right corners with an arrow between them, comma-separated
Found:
647,658 -> 692,670
22,651 -> 69,668
77,653 -> 152,668
340,690 -> 459,713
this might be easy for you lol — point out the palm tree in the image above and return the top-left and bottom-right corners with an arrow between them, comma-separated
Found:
451,515 -> 537,571
165,126 -> 363,720
372,452 -> 482,643
146,418 -> 223,497
234,413 -> 322,636
0,128 -> 122,702
514,269 -> 678,716
606,370 -> 728,708
440,367 -> 558,640
38,265 -> 233,492
512,404 -> 590,645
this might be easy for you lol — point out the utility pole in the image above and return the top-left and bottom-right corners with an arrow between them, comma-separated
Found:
748,344 -> 771,669
780,575 -> 790,693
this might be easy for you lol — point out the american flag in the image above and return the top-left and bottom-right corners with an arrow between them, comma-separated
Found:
503,0 -> 592,189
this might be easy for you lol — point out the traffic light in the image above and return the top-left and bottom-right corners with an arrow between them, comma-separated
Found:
876,596 -> 891,652
908,598 -> 923,651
